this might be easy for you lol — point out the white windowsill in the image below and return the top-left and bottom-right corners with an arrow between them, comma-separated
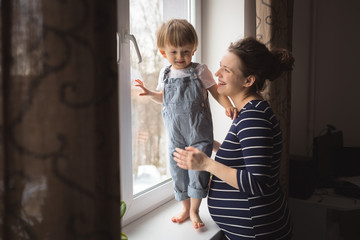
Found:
122,198 -> 223,240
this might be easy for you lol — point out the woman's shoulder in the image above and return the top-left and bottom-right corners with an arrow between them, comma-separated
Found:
242,100 -> 271,113
235,100 -> 273,122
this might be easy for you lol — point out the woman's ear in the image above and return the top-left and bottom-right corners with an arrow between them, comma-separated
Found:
159,49 -> 167,58
244,75 -> 256,87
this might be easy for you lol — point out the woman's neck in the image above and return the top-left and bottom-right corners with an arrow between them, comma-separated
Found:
231,93 -> 262,111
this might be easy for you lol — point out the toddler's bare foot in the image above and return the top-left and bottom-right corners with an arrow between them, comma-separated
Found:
190,211 -> 205,229
171,209 -> 189,223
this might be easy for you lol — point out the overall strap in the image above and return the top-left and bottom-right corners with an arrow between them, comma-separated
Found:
163,65 -> 171,83
188,63 -> 199,80
188,63 -> 208,102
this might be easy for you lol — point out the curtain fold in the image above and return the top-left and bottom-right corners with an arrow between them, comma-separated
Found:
0,0 -> 120,239
256,0 -> 294,195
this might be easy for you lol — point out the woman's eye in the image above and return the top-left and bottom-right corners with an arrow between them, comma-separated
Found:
225,69 -> 230,73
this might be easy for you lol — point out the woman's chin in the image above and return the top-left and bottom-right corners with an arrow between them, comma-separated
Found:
217,85 -> 226,95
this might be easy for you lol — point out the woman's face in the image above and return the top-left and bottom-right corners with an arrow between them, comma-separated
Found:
215,51 -> 246,97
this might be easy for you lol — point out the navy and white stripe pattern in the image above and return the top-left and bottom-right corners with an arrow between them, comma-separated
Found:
208,100 -> 292,240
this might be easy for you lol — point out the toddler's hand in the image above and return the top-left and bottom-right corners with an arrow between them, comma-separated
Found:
225,106 -> 238,120
134,79 -> 150,96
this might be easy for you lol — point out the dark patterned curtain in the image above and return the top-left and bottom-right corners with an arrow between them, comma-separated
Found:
0,0 -> 120,239
256,0 -> 294,195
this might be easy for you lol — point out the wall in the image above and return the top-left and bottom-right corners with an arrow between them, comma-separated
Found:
202,0 -> 360,156
290,1 -> 360,238
290,0 -> 360,156
290,0 -> 313,155
201,0 -> 245,143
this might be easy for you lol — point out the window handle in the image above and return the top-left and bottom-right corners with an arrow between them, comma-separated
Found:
116,32 -> 120,63
124,33 -> 142,64
116,32 -> 142,64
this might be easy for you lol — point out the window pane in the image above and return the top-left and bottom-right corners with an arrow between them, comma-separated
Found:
130,0 -> 169,195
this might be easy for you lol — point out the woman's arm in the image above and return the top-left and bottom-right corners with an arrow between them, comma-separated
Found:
173,147 -> 239,189
235,109 -> 274,195
173,108 -> 275,195
213,140 -> 221,152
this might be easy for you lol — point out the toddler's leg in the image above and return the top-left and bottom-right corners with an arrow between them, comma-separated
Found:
190,198 -> 205,229
171,198 -> 190,223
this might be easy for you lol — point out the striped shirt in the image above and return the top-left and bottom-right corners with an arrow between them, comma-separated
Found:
208,100 -> 292,240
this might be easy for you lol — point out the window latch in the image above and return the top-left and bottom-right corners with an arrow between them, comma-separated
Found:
116,31 -> 142,64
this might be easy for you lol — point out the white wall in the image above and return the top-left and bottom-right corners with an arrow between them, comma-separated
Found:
201,0 -> 245,143
290,0 -> 360,156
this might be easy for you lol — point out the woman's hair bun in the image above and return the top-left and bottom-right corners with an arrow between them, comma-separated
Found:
273,49 -> 294,71
267,49 -> 295,81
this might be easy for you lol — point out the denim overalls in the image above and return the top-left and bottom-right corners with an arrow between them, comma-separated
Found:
162,63 -> 213,201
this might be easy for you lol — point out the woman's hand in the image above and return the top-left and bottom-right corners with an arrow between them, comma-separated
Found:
173,147 -> 210,171
175,146 -> 239,189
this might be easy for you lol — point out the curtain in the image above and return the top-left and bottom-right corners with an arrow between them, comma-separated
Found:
0,0 -> 120,239
256,0 -> 294,195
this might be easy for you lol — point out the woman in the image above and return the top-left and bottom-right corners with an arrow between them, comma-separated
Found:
173,37 -> 294,239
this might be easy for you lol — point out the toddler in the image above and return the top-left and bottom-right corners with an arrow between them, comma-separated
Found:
135,19 -> 236,229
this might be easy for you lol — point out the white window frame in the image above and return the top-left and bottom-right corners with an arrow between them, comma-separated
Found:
118,0 -> 202,226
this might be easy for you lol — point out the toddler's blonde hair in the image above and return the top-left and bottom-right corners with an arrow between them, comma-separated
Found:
156,19 -> 198,51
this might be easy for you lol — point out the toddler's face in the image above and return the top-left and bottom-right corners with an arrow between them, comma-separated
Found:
162,44 -> 195,70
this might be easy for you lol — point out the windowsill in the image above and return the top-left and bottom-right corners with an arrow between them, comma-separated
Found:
122,198 -> 223,240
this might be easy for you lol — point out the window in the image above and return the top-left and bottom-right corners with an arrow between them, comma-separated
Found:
119,0 -> 246,226
130,0 -> 169,196
118,0 -> 201,225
